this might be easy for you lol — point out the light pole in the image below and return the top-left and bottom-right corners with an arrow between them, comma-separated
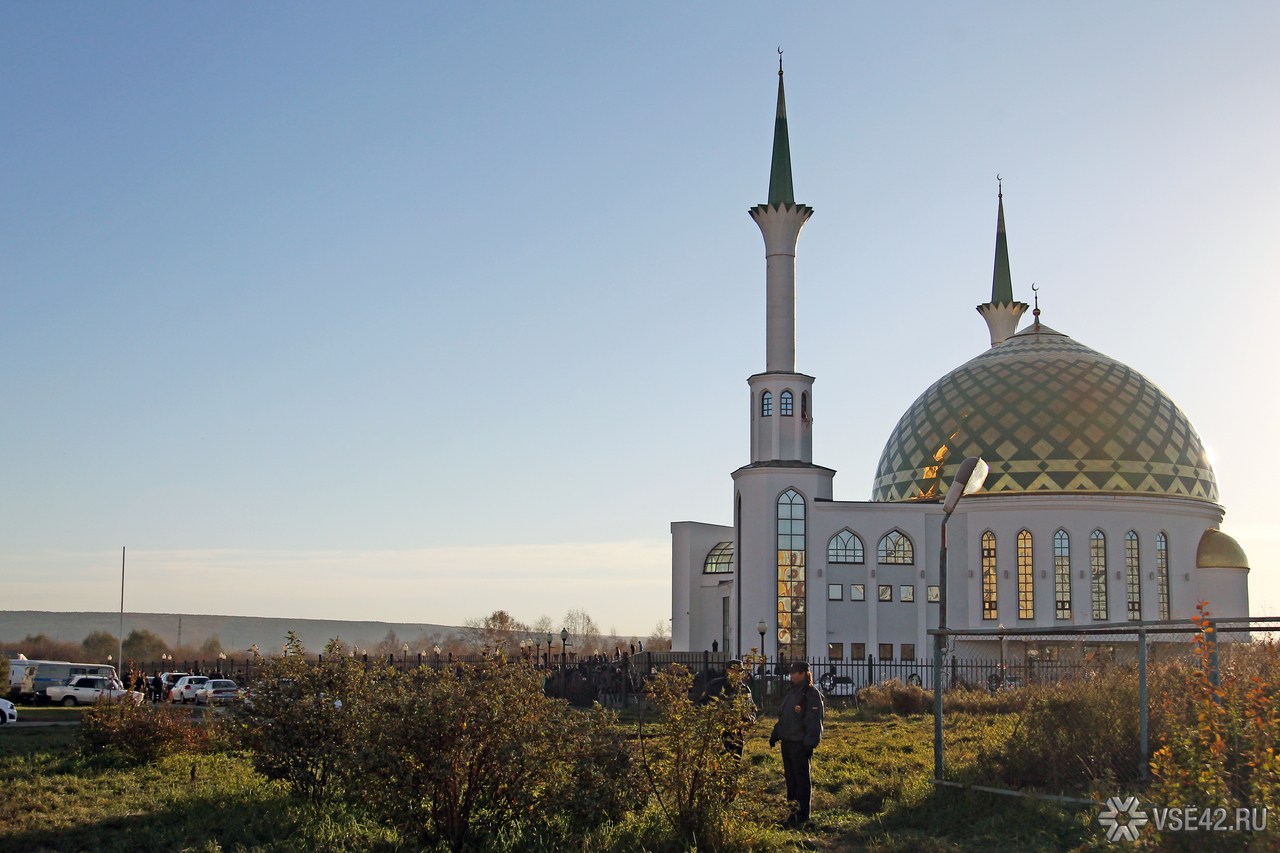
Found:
434,645 -> 441,671
560,627 -> 570,695
402,643 -> 409,673
933,455 -> 988,782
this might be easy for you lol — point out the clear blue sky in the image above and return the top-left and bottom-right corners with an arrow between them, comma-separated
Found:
3,4 -> 1277,633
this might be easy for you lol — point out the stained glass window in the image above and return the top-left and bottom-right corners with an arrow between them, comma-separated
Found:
776,489 -> 806,659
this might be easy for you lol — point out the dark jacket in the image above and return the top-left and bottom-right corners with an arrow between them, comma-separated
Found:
771,682 -> 824,749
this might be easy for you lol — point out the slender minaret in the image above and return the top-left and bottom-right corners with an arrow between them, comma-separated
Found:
747,57 -> 815,463
976,182 -> 1029,346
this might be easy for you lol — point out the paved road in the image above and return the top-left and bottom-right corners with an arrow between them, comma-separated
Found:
2,720 -> 80,728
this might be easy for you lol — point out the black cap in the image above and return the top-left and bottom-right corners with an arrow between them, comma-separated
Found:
726,659 -> 742,669
789,661 -> 809,674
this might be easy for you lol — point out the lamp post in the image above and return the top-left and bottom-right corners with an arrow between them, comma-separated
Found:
402,643 -> 409,672
560,627 -> 570,695
434,645 -> 441,671
933,455 -> 989,782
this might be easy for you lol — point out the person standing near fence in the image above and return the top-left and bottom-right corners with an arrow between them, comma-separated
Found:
769,660 -> 824,828
699,659 -> 756,756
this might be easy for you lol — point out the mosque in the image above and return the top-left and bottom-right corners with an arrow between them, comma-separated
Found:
670,67 -> 1251,661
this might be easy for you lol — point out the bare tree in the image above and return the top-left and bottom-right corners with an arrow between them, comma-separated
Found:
563,609 -> 601,657
646,618 -> 673,652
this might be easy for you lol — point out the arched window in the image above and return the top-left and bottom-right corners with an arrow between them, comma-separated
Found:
703,542 -> 734,574
1125,531 -> 1141,621
877,530 -> 914,564
776,489 -> 806,659
1156,532 -> 1170,620
981,531 -> 998,620
1091,530 -> 1108,621
801,392 -> 809,420
780,390 -> 794,416
828,530 -> 864,564
761,391 -> 773,417
1017,530 -> 1034,619
1054,530 -> 1072,620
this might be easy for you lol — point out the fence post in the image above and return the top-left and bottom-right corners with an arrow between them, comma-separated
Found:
933,633 -> 944,781
1138,627 -> 1149,779
868,653 -> 875,686
950,654 -> 957,689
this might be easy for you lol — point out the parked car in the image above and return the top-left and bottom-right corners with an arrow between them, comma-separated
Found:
7,659 -> 117,703
818,672 -> 857,697
170,675 -> 209,704
195,679 -> 241,706
158,672 -> 189,700
0,697 -> 17,723
45,676 -> 143,707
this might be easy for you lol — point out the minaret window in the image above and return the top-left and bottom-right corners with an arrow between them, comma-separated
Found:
1156,532 -> 1170,620
877,530 -> 914,565
1125,531 -> 1142,621
1091,530 -> 1108,621
761,391 -> 773,417
981,531 -> 998,620
1054,530 -> 1072,620
801,392 -> 809,420
1017,530 -> 1034,619
776,489 -> 806,660
827,530 -> 864,564
780,390 -> 793,416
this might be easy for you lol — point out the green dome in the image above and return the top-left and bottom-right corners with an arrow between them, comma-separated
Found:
872,324 -> 1218,503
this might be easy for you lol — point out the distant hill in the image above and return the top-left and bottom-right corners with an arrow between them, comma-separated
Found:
0,611 -> 462,655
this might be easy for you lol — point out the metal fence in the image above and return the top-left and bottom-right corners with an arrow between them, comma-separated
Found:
929,616 -> 1280,804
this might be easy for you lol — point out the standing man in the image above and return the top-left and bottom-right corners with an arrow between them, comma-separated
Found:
769,660 -> 824,827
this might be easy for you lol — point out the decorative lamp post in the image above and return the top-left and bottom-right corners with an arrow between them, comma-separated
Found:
933,456 -> 989,782
434,645 -> 441,671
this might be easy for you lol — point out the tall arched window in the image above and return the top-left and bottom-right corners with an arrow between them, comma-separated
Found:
1017,530 -> 1034,620
761,391 -> 772,417
776,489 -> 806,659
1091,530 -> 1108,621
780,390 -> 794,416
801,392 -> 809,420
981,531 -> 998,620
1156,532 -> 1170,620
1053,529 -> 1072,620
1125,531 -> 1142,621
827,530 -> 864,564
877,530 -> 914,564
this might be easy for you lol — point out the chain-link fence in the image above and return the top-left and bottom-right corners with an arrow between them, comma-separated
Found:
930,616 -> 1279,803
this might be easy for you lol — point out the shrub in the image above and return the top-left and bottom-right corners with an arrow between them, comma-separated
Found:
77,697 -> 205,765
354,654 -> 633,851
233,633 -> 373,802
857,679 -> 934,715
636,665 -> 785,851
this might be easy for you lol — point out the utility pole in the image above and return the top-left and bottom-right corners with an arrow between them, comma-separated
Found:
118,547 -> 125,672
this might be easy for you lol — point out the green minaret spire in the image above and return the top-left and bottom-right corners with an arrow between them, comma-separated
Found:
991,183 -> 1013,303
767,56 -> 795,207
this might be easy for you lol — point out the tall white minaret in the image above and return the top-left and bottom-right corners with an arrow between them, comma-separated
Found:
746,59 -> 815,463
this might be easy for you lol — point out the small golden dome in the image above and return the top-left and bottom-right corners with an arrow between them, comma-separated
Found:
1197,529 -> 1249,569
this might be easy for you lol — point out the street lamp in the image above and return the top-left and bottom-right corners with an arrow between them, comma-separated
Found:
434,645 -> 441,671
933,455 -> 988,781
402,643 -> 409,672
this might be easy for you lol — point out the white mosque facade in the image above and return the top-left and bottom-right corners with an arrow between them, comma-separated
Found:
670,70 -> 1250,661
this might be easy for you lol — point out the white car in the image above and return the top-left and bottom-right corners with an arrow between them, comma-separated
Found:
170,675 -> 209,704
0,697 -> 16,724
45,676 -> 142,707
195,679 -> 241,706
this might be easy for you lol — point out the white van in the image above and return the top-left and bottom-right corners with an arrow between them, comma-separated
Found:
7,658 -> 118,703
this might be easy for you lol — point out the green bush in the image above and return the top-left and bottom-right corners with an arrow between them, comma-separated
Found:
77,697 -> 206,765
636,665 -> 785,851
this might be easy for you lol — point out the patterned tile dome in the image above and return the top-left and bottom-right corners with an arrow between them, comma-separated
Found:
872,324 -> 1218,503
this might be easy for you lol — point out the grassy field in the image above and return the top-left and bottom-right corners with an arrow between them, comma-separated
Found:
0,710 -> 1114,853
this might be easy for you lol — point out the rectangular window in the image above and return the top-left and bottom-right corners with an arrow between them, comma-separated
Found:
827,583 -> 842,601
850,643 -> 866,661
1017,530 -> 1034,619
878,584 -> 892,602
901,644 -> 915,661
1156,533 -> 1170,620
878,643 -> 894,661
927,585 -> 940,603
1091,531 -> 1108,620
899,585 -> 915,602
849,583 -> 866,601
828,642 -> 844,660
